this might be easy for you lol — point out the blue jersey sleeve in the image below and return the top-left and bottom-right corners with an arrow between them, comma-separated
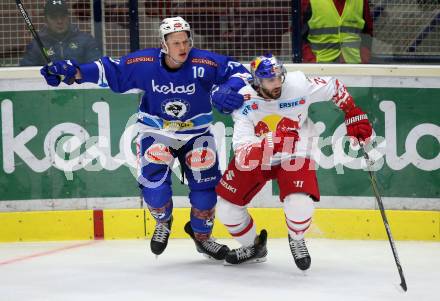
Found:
78,56 -> 140,92
78,50 -> 159,92
213,54 -> 251,91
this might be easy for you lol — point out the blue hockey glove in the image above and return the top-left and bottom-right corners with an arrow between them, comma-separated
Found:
40,65 -> 61,87
210,84 -> 245,114
41,60 -> 79,86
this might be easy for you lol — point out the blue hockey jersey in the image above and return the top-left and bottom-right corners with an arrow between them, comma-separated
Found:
79,48 -> 250,139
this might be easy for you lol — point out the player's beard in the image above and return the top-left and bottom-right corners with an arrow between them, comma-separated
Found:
261,86 -> 282,100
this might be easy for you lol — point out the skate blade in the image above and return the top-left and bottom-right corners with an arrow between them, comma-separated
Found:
224,257 -> 267,266
201,253 -> 224,261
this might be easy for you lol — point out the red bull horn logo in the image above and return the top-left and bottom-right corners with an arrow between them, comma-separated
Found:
254,115 -> 299,137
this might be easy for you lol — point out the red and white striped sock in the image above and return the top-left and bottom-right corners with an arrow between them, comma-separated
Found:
283,193 -> 314,240
216,197 -> 257,246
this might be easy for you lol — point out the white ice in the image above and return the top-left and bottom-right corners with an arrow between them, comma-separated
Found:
0,238 -> 439,301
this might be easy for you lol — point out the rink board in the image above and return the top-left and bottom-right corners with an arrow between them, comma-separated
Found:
0,65 -> 439,211
0,208 -> 438,242
0,65 -> 439,243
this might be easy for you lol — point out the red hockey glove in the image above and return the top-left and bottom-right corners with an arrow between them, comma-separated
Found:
345,107 -> 372,143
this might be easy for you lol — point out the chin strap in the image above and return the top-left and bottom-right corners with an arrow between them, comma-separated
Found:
167,54 -> 185,67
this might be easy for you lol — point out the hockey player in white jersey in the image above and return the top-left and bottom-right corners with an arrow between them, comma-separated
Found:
215,54 -> 372,269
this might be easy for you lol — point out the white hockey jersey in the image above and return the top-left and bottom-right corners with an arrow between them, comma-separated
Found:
232,71 -> 351,161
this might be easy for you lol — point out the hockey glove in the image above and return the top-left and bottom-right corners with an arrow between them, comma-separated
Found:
40,64 -> 61,87
41,60 -> 79,86
211,84 -> 244,114
345,107 -> 372,143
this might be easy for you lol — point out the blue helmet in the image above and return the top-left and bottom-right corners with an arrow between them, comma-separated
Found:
250,54 -> 286,87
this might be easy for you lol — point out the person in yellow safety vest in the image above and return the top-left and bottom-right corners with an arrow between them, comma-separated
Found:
301,0 -> 373,63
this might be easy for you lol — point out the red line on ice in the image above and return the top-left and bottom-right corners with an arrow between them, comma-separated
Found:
0,240 -> 99,266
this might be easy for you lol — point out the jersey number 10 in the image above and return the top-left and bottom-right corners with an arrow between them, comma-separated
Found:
193,66 -> 205,78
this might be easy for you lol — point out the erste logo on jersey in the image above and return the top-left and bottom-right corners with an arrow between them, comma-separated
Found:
161,99 -> 190,118
279,97 -> 306,110
152,79 -> 195,95
241,101 -> 259,115
185,147 -> 216,171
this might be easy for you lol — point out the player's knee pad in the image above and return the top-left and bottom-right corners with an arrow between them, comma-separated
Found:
216,197 -> 249,225
216,197 -> 256,246
283,193 -> 314,237
142,184 -> 172,211
189,188 -> 217,210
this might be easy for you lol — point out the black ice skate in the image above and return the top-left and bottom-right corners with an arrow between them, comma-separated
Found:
225,229 -> 268,265
288,234 -> 311,270
150,216 -> 173,256
184,221 -> 230,260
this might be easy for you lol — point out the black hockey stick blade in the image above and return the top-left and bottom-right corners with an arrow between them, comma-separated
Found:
15,0 -> 51,64
361,144 -> 408,292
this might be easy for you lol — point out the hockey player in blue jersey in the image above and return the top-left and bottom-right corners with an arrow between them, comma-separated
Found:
40,16 -> 251,260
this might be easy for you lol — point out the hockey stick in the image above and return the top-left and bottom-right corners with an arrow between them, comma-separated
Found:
15,0 -> 51,64
361,144 -> 408,292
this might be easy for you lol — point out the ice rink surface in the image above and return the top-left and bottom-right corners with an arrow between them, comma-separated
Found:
0,238 -> 439,301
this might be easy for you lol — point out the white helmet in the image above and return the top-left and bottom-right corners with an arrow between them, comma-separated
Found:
159,16 -> 192,53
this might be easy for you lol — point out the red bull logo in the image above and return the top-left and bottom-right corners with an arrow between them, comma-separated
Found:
254,115 -> 299,137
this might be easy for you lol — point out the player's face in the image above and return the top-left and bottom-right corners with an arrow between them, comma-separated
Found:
46,14 -> 70,35
164,32 -> 191,67
259,76 -> 283,100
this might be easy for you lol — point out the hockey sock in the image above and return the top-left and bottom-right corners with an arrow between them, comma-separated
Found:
148,199 -> 173,222
190,207 -> 215,240
283,193 -> 314,239
216,197 -> 257,246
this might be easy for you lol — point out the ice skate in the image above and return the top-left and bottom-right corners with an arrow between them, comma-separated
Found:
224,229 -> 268,265
288,234 -> 311,270
184,221 -> 230,260
150,216 -> 173,256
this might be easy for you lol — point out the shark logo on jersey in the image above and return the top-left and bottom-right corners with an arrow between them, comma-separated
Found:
152,80 -> 195,95
162,99 -> 190,118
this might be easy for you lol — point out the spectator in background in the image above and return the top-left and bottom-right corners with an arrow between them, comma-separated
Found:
20,0 -> 101,66
301,0 -> 373,64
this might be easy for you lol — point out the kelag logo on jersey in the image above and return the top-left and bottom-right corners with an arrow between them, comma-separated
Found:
152,79 -> 195,95
161,99 -> 190,118
279,97 -> 306,109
